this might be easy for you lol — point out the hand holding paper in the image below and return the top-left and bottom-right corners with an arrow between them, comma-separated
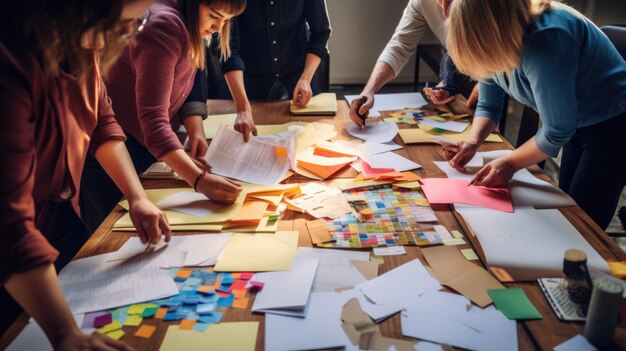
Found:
469,157 -> 516,188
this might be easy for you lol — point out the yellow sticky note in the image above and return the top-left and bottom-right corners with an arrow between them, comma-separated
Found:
213,231 -> 298,272
443,237 -> 466,246
124,315 -> 143,327
608,261 -> 626,278
106,329 -> 125,340
461,248 -> 479,261
135,325 -> 156,339
415,198 -> 430,207
160,322 -> 259,351
127,304 -> 146,315
96,320 -> 122,334
451,230 -> 464,238
393,181 -> 421,189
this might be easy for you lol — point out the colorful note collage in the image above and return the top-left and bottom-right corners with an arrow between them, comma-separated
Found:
320,185 -> 444,248
81,268 -> 260,340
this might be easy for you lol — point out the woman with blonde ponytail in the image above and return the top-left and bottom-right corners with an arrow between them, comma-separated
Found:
443,0 -> 626,230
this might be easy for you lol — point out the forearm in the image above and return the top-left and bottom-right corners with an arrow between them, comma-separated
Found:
467,116 -> 498,144
5,265 -> 79,348
507,137 -> 550,171
183,115 -> 204,136
361,61 -> 396,96
224,70 -> 251,113
161,149 -> 202,185
300,53 -> 322,83
95,140 -> 147,202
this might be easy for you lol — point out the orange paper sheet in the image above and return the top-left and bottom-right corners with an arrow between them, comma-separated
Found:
297,160 -> 352,179
230,201 -> 269,223
420,178 -> 513,212
313,146 -> 355,158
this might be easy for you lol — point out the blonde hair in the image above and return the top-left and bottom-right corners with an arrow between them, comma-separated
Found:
179,0 -> 246,70
446,0 -> 551,80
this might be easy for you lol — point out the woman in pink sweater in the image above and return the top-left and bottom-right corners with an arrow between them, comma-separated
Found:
81,0 -> 247,231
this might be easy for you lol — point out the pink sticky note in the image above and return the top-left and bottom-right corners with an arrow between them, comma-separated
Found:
93,313 -> 112,328
419,178 -> 513,212
239,272 -> 254,280
249,281 -> 265,292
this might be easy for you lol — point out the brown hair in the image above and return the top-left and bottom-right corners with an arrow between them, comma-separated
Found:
179,0 -> 246,69
0,0 -> 130,82
446,0 -> 552,80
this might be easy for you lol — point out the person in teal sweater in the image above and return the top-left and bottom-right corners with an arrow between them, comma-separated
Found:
443,0 -> 626,229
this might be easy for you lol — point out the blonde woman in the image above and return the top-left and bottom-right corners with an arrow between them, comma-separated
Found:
443,0 -> 626,229
81,0 -> 247,231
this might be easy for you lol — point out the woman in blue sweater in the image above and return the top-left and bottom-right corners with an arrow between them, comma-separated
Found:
443,0 -> 626,229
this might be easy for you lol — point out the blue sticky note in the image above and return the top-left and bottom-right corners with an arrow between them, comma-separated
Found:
163,311 -> 180,321
185,277 -> 202,287
200,295 -> 217,304
197,303 -> 215,315
221,277 -> 236,285
216,295 -> 234,308
183,297 -> 200,305
198,311 -> 224,324
193,322 -> 211,332
216,285 -> 231,294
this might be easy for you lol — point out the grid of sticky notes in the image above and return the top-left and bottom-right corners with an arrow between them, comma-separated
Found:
321,185 -> 446,248
81,268 -> 260,340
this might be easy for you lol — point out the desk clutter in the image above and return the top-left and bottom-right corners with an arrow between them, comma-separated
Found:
8,97 -> 626,351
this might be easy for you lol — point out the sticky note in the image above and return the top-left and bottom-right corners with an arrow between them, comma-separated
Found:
198,311 -> 224,324
83,312 -> 108,329
197,303 -> 215,315
370,255 -> 385,265
141,306 -> 159,318
93,313 -> 112,328
96,320 -> 122,334
198,285 -> 215,294
240,272 -> 254,280
221,277 -> 236,285
177,268 -> 193,279
487,288 -> 543,320
461,248 -> 479,261
106,329 -> 125,340
179,319 -> 197,330
443,237 -> 466,246
217,294 -> 234,308
135,325 -> 157,339
193,322 -> 212,332
127,304 -> 146,315
451,230 -> 464,238
233,290 -> 250,309
124,315 -> 143,327
608,261 -> 626,279
155,307 -> 168,319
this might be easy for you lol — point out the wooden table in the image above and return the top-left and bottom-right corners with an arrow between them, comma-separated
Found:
2,99 -> 625,351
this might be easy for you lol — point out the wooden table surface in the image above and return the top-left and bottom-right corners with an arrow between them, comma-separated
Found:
2,99 -> 625,351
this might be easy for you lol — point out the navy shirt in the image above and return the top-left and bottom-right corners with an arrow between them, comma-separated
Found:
221,0 -> 331,99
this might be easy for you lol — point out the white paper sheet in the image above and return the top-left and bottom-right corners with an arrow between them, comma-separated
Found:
401,291 -> 518,351
373,246 -> 407,256
114,234 -> 232,267
204,125 -> 290,185
251,257 -> 319,317
456,207 -> 609,281
360,151 -> 422,172
58,252 -> 178,314
7,315 -> 88,351
358,259 -> 442,305
265,292 -> 359,351
156,191 -> 223,217
345,92 -> 428,117
553,335 -> 599,351
297,247 -> 370,292
419,118 -> 470,133
346,121 -> 399,143
317,140 -> 403,157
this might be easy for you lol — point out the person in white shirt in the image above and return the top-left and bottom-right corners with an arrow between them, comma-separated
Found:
349,0 -> 478,125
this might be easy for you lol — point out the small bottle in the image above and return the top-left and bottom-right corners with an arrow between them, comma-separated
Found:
563,249 -> 593,305
584,276 -> 624,349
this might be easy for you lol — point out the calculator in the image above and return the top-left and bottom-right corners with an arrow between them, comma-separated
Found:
538,278 -> 587,322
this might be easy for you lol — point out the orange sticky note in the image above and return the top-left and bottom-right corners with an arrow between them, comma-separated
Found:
231,201 -> 269,223
197,285 -> 215,294
134,325 -> 156,339
154,307 -> 168,319
179,319 -> 196,330
231,273 -> 241,279
275,146 -> 288,157
176,268 -> 192,278
233,290 -> 250,309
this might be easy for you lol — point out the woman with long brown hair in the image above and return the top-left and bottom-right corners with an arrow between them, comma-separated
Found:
443,0 -> 626,230
0,0 -> 170,349
80,0 -> 247,231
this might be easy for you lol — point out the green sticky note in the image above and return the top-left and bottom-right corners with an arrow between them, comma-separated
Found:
124,315 -> 143,327
487,288 -> 543,320
461,248 -> 479,261
141,306 -> 159,318
370,255 -> 384,265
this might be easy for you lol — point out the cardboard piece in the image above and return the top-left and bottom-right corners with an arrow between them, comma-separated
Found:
422,246 -> 505,307
350,260 -> 379,280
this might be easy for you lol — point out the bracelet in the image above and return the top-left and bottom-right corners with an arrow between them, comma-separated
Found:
193,170 -> 208,192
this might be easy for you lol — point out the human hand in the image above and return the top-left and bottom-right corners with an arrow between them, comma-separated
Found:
196,173 -> 242,204
234,110 -> 257,142
469,156 -> 516,188
348,92 -> 374,126
467,84 -> 479,111
443,140 -> 479,173
423,82 -> 455,105
184,115 -> 209,158
55,330 -> 135,351
292,79 -> 313,107
128,197 -> 171,244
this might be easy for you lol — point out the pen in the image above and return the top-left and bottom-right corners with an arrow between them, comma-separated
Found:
357,96 -> 368,130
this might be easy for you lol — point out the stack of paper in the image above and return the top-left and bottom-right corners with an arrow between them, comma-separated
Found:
251,257 -> 320,317
456,207 -> 609,281
284,184 -> 354,219
344,92 -> 428,117
290,93 -> 337,115
295,147 -> 357,179
345,121 -> 399,143
205,125 -> 291,185
401,291 -> 518,351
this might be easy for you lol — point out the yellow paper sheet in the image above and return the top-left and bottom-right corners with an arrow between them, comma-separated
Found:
160,322 -> 259,351
290,93 -> 337,115
112,219 -> 223,232
257,121 -> 337,153
213,231 -> 298,272
399,125 -> 503,144
203,113 -> 237,139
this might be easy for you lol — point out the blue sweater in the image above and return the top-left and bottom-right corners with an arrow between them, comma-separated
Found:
475,3 -> 626,157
